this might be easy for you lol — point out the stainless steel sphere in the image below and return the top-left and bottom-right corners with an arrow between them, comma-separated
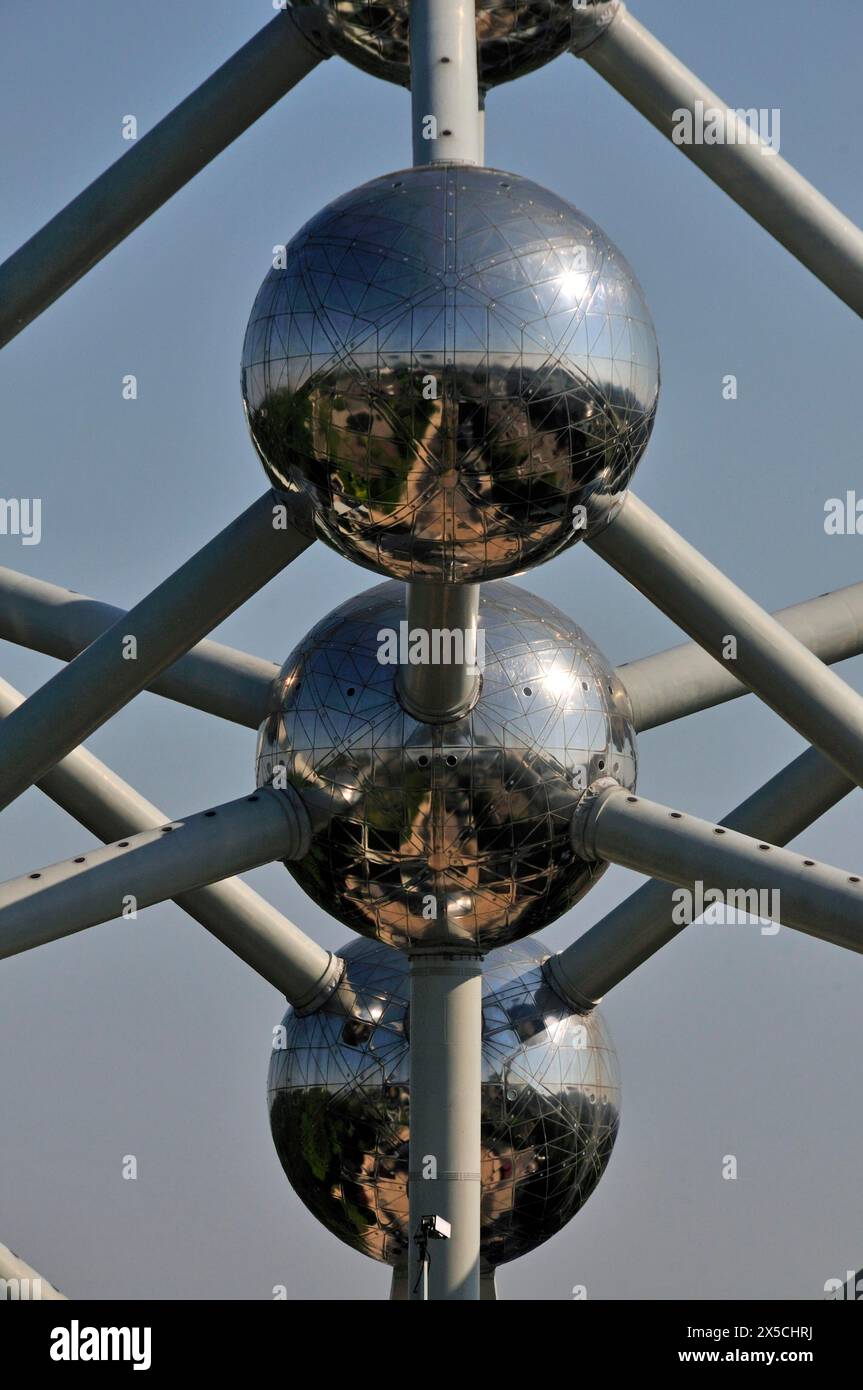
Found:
241,164 -> 660,583
287,0 -> 619,89
268,937 -> 621,1269
255,580 -> 637,950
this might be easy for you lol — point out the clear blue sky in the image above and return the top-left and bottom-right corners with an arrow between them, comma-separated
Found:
1,0 -> 862,1299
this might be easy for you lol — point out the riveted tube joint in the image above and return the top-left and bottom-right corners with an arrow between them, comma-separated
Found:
566,782 -> 863,957
0,786 -> 313,962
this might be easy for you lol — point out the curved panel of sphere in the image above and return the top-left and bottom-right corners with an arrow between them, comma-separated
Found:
256,579 -> 636,950
268,937 -> 620,1268
242,165 -> 659,583
287,1 -> 616,90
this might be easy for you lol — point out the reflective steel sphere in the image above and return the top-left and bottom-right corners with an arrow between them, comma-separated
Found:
256,580 -> 636,950
268,937 -> 620,1269
242,164 -> 660,583
288,0 -> 619,89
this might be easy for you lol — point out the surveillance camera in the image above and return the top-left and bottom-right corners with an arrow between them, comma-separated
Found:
419,1214 -> 451,1241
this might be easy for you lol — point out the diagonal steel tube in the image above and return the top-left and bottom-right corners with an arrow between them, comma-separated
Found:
0,10 -> 330,348
0,1241 -> 66,1300
576,4 -> 863,318
618,579 -> 863,732
0,677 -> 339,1007
564,778 -> 863,961
0,788 -> 312,961
6,561 -> 861,739
546,746 -> 854,1008
589,492 -> 863,792
0,492 -> 311,813
5,564 -> 863,734
0,566 -> 279,728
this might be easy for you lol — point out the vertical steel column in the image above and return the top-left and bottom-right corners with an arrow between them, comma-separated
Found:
410,0 -> 482,165
402,1 -> 484,724
396,583 -> 482,722
404,0 -> 484,1302
408,954 -> 483,1301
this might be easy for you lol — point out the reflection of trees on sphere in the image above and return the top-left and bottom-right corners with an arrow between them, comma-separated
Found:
242,165 -> 659,583
285,1 -> 616,90
268,938 -> 620,1269
256,580 -> 637,950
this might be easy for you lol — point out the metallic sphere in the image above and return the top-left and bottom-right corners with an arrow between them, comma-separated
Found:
287,1 -> 619,90
268,937 -> 620,1269
242,164 -> 660,583
256,580 -> 637,950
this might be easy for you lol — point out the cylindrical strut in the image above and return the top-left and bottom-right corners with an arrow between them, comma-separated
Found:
410,0 -> 483,165
569,780 -> 863,956
0,10 -> 330,349
589,492 -> 863,795
0,675 -> 341,1008
408,953 -> 483,1301
396,583 -> 482,722
0,565 -> 279,729
0,492 -> 311,814
404,1 -> 485,1303
578,3 -> 863,320
0,788 -> 311,961
0,1241 -> 66,1301
404,3 -> 485,723
547,745 -> 855,1007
